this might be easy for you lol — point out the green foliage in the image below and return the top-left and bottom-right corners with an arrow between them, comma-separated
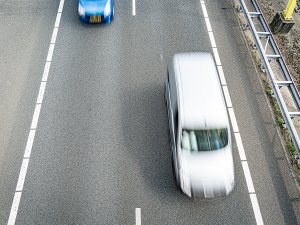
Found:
276,117 -> 284,127
287,140 -> 297,156
272,102 -> 283,119
265,86 -> 272,95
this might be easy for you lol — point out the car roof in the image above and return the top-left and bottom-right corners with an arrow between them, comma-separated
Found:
172,52 -> 229,129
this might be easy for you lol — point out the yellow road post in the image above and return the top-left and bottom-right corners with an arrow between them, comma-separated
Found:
282,0 -> 297,20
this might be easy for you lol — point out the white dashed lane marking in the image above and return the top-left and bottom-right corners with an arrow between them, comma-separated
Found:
136,208 -> 141,225
132,0 -> 136,16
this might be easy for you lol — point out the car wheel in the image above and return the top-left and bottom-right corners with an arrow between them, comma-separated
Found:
164,85 -> 167,103
164,87 -> 168,109
171,156 -> 182,191
111,6 -> 114,20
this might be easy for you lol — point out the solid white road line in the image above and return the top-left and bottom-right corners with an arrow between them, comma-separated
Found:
46,44 -> 55,62
37,82 -> 46,104
242,161 -> 256,193
30,104 -> 41,130
222,86 -> 233,108
16,159 -> 29,192
212,47 -> 221,66
201,2 -> 208,18
135,208 -> 141,225
58,0 -> 65,13
208,31 -> 216,48
42,62 -> 51,82
7,192 -> 22,225
217,66 -> 227,86
51,27 -> 59,44
234,133 -> 247,161
200,1 -> 264,224
250,193 -> 264,225
54,13 -> 62,28
7,0 -> 65,224
228,107 -> 239,133
204,18 -> 212,32
24,130 -> 36,159
132,0 -> 136,16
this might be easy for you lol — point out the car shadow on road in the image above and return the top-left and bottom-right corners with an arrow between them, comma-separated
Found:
119,82 -> 186,200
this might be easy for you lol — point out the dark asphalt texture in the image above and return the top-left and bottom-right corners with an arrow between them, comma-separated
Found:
0,0 -> 299,224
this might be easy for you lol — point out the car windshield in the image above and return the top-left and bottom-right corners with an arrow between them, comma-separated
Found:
181,128 -> 228,151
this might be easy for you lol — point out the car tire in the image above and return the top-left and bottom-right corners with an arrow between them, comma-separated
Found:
171,156 -> 182,192
164,85 -> 167,104
111,6 -> 114,20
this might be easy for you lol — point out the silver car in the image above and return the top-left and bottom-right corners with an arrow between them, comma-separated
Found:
165,52 -> 235,198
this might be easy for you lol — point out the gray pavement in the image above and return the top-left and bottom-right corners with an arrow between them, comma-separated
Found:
0,0 -> 59,223
0,0 -> 299,224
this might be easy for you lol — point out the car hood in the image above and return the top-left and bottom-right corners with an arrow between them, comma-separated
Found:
80,0 -> 108,13
180,146 -> 235,197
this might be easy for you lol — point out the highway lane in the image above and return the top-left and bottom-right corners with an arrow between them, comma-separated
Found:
0,0 -> 60,223
2,0 -> 299,224
14,0 -> 254,224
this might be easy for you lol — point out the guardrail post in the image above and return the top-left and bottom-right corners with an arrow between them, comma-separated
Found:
270,0 -> 296,34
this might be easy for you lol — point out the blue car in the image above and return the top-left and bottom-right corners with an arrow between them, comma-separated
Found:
78,0 -> 114,23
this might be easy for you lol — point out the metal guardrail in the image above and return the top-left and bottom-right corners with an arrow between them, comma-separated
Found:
239,0 -> 300,156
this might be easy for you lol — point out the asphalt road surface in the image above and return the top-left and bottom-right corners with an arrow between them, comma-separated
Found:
0,0 -> 300,224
